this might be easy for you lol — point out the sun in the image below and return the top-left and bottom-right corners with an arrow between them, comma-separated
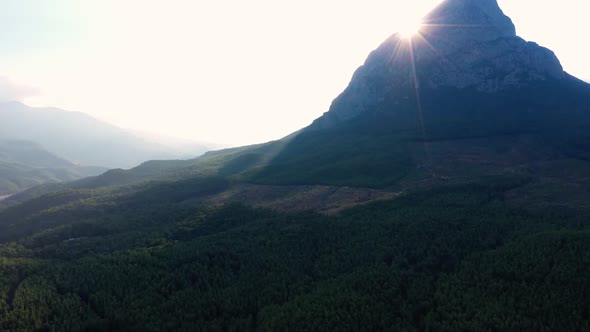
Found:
398,18 -> 423,39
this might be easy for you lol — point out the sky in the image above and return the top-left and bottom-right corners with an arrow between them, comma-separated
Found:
0,0 -> 589,146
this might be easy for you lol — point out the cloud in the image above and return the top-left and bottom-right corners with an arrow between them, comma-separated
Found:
0,76 -> 40,102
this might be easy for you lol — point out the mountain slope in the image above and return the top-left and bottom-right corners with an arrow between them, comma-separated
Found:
246,0 -> 590,193
60,0 -> 588,192
0,101 -> 212,168
0,140 -> 106,195
8,0 -> 590,210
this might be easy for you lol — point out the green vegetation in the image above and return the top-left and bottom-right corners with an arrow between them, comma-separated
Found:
251,129 -> 414,187
0,175 -> 588,331
1,72 -> 589,332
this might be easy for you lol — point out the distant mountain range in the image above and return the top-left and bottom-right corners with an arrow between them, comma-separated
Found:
0,101 -> 213,169
0,101 -> 216,194
0,140 -> 106,195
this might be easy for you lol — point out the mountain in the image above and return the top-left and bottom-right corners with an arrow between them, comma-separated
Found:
74,0 -> 588,208
0,140 -> 106,195
0,101 -> 213,169
311,0 -> 564,128
244,0 -> 590,201
9,0 -> 590,203
6,0 -> 590,209
0,0 -> 590,330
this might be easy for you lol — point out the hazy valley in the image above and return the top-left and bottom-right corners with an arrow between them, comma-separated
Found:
0,101 -> 216,195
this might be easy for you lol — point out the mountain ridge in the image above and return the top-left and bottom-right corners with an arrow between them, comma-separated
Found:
0,101 -> 213,169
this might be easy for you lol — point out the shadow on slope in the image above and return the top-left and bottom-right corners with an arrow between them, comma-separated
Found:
249,78 -> 590,189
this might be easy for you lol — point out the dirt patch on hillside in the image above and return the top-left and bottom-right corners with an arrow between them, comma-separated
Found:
201,184 -> 399,215
504,159 -> 590,211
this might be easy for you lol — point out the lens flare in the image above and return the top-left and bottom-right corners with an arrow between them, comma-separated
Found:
398,19 -> 422,38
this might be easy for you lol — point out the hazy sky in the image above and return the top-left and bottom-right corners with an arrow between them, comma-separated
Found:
0,0 -> 588,146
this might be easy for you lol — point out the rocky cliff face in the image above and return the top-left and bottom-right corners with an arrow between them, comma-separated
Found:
310,0 -> 568,129
423,0 -> 516,45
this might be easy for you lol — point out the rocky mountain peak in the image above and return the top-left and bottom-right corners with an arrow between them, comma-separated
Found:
309,0 -> 568,129
410,0 -> 564,83
423,0 -> 516,44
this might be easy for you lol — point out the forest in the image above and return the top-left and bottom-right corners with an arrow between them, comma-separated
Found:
0,175 -> 588,331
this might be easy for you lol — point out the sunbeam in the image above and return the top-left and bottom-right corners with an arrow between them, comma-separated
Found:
384,14 -> 506,178
407,37 -> 435,177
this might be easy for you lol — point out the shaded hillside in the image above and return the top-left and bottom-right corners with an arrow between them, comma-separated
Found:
252,78 -> 590,188
1,139 -> 290,206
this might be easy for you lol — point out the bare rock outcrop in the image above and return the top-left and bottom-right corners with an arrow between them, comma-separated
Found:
310,0 -> 567,129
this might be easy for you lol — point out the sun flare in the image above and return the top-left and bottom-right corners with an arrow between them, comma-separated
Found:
398,18 -> 423,39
